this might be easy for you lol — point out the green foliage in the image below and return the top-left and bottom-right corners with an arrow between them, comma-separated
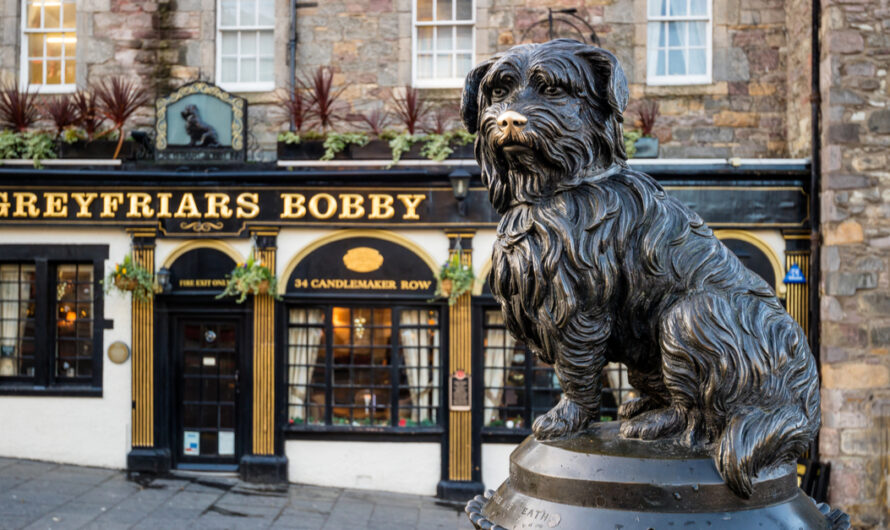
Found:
0,130 -> 25,159
321,132 -> 369,161
104,253 -> 155,302
624,129 -> 642,158
387,132 -> 421,166
61,128 -> 84,144
419,133 -> 452,161
217,251 -> 281,303
301,130 -> 326,141
450,129 -> 476,146
435,250 -> 475,305
23,132 -> 56,168
278,131 -> 301,144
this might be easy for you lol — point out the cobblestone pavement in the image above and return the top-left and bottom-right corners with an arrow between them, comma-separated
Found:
0,458 -> 474,529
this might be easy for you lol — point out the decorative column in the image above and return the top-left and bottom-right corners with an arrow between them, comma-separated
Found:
438,230 -> 484,501
127,229 -> 169,473
782,231 -> 811,334
241,228 -> 287,482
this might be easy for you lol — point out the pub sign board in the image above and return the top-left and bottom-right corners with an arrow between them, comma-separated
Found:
168,247 -> 236,292
449,370 -> 471,411
155,82 -> 246,163
286,236 -> 437,297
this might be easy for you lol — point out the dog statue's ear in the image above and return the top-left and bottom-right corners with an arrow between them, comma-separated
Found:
577,47 -> 629,117
461,56 -> 499,134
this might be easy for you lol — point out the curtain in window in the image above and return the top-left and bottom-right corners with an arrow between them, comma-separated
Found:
483,311 -> 512,423
647,20 -> 707,78
399,310 -> 439,423
288,309 -> 324,420
0,266 -> 28,366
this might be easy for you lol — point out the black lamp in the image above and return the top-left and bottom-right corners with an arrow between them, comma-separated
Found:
449,169 -> 471,216
156,267 -> 172,293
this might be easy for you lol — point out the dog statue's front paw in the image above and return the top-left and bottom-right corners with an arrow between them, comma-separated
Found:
620,407 -> 686,440
618,395 -> 659,419
532,395 -> 595,440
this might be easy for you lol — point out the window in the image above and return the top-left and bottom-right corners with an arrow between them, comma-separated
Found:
481,308 -> 635,433
646,0 -> 711,85
217,0 -> 275,92
413,0 -> 475,88
21,0 -> 77,92
0,246 -> 106,394
287,305 -> 442,430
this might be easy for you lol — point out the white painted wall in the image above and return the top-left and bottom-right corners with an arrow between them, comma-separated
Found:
286,441 -> 441,495
0,228 -> 132,469
482,443 -> 516,491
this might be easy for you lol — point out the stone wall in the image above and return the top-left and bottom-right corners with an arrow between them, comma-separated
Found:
819,0 -> 890,527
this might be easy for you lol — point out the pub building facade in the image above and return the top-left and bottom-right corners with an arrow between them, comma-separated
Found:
0,0 -> 841,511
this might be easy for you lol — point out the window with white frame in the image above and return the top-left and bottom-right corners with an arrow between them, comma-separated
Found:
21,0 -> 77,92
646,0 -> 711,85
413,0 -> 475,89
217,0 -> 275,92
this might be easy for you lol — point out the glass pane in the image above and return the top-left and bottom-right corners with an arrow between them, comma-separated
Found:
29,60 -> 43,85
436,54 -> 452,78
64,60 -> 76,85
437,0 -> 453,21
259,57 -> 273,81
669,0 -> 686,16
239,0 -> 256,26
417,26 -> 433,51
658,22 -> 666,46
28,35 -> 43,58
456,0 -> 472,20
648,0 -> 668,17
221,0 -> 237,26
690,0 -> 707,15
668,49 -> 685,75
27,3 -> 41,29
417,54 -> 433,78
240,58 -> 256,83
688,48 -> 706,75
257,0 -> 275,25
456,25 -> 472,49
668,22 -> 683,47
63,34 -> 76,57
259,30 -> 273,55
45,4 -> 60,28
456,53 -> 472,77
222,58 -> 237,82
62,2 -> 76,29
436,26 -> 453,51
46,34 -> 63,58
46,60 -> 62,84
222,32 -> 237,55
688,21 -> 705,46
417,0 -> 432,21
241,31 -> 257,56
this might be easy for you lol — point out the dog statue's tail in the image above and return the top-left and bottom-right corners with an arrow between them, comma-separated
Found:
716,400 -> 816,498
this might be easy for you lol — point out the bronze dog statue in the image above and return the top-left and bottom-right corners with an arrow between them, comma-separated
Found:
461,39 -> 820,498
181,104 -> 220,147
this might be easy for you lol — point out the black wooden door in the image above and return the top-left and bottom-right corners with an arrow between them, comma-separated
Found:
175,319 -> 241,468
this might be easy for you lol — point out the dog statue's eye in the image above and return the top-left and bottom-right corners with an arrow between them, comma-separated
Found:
542,85 -> 565,97
491,87 -> 508,99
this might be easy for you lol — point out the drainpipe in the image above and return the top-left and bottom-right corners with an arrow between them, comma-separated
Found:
288,0 -> 298,132
809,0 -> 822,461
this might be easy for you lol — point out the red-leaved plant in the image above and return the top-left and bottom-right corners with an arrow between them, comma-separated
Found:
0,81 -> 40,132
72,90 -> 104,141
351,105 -> 392,137
278,84 -> 313,133
42,94 -> 77,138
391,86 -> 430,135
426,105 -> 456,135
638,100 -> 659,138
94,76 -> 149,159
302,66 -> 347,132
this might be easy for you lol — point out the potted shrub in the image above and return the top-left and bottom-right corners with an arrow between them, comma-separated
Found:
633,101 -> 659,158
276,67 -> 349,160
434,249 -> 475,305
105,253 -> 154,302
56,89 -> 135,159
93,76 -> 149,159
217,252 -> 281,303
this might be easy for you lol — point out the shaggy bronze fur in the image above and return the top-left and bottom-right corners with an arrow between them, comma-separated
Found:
461,39 -> 820,498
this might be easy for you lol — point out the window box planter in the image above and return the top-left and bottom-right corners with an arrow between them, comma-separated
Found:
276,138 -> 475,162
58,140 -> 136,160
633,137 -> 659,158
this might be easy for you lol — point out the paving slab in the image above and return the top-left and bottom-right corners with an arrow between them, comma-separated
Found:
0,459 -> 473,529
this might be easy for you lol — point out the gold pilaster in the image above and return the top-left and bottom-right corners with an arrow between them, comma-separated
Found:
251,232 -> 277,456
447,231 -> 474,481
785,252 -> 810,332
130,232 -> 155,448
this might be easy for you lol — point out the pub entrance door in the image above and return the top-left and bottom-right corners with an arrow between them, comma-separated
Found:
173,317 -> 244,470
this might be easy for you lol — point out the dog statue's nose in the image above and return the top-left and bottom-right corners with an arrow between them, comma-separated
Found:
497,110 -> 528,135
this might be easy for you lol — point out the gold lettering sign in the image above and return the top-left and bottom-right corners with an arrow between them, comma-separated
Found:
342,247 -> 384,273
294,278 -> 432,291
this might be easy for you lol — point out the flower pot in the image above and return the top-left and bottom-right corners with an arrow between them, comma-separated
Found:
254,279 -> 270,295
58,140 -> 136,160
114,276 -> 138,291
277,140 -> 328,160
449,143 -> 475,158
633,137 -> 659,158
440,278 -> 453,297
347,139 -> 392,160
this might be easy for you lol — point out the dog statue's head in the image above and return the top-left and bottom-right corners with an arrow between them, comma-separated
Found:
461,39 -> 628,212
181,104 -> 199,122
